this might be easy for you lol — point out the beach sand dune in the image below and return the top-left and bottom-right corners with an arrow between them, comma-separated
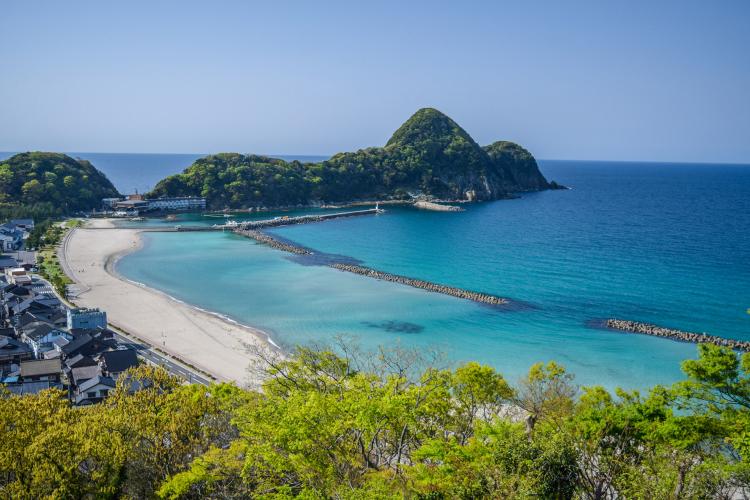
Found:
61,220 -> 273,385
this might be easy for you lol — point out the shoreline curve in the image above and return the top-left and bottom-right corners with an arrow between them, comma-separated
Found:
60,219 -> 280,385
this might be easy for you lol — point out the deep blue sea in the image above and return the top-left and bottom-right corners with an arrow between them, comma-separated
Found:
4,152 -> 748,389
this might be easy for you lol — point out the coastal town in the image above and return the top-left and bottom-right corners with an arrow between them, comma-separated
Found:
0,215 -> 213,406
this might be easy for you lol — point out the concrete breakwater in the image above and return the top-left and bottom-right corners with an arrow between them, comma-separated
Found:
331,263 -> 508,306
235,229 -> 312,255
235,228 -> 509,306
606,319 -> 750,352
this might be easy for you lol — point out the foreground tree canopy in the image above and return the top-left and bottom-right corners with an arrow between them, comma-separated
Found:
0,152 -> 119,219
149,108 -> 560,209
1,344 -> 748,499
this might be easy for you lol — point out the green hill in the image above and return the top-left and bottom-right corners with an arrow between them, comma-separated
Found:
0,152 -> 119,218
150,108 -> 561,209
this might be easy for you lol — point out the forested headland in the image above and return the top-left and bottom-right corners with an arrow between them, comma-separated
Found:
0,152 -> 119,220
149,108 -> 563,210
2,343 -> 748,498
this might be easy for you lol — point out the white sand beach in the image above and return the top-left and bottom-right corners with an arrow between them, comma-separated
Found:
60,219 -> 275,385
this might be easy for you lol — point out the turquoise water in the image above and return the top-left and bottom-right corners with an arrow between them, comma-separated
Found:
117,160 -> 750,390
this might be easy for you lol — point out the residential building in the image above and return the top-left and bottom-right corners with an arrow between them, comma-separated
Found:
98,349 -> 139,378
0,224 -> 24,251
9,219 -> 34,231
21,321 -> 73,358
0,336 -> 33,368
74,376 -> 116,406
19,358 -> 62,383
5,267 -> 31,286
67,307 -> 107,330
0,256 -> 18,270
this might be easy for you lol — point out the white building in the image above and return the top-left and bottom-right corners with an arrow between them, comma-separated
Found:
5,267 -> 31,285
147,197 -> 206,211
67,308 -> 108,330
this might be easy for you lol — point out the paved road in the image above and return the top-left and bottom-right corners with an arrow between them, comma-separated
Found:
109,329 -> 212,386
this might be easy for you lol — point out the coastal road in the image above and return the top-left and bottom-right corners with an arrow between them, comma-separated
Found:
108,328 -> 213,386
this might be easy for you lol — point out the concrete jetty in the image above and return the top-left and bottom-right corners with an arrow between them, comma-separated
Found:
605,319 -> 750,352
234,208 -> 383,230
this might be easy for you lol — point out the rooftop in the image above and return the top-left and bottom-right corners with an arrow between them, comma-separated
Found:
20,359 -> 61,377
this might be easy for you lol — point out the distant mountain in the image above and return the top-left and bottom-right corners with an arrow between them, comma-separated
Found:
0,152 -> 119,218
149,108 -> 561,209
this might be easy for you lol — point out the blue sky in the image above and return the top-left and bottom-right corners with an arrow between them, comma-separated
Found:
1,1 -> 749,162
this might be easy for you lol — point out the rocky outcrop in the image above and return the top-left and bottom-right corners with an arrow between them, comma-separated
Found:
606,319 -> 750,352
414,201 -> 463,212
484,141 -> 551,192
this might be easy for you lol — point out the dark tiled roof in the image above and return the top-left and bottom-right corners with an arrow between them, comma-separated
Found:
0,336 -> 31,355
65,354 -> 97,369
22,321 -> 61,341
0,256 -> 18,269
100,349 -> 139,373
61,333 -> 92,356
71,365 -> 101,385
20,359 -> 61,377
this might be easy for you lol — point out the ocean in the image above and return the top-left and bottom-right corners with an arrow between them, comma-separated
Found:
5,152 -> 748,389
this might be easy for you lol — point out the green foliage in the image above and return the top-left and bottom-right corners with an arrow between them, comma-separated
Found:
3,345 -> 749,498
0,152 -> 118,217
149,109 -> 553,209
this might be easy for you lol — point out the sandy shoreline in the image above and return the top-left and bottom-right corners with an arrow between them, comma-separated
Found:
60,219 -> 276,386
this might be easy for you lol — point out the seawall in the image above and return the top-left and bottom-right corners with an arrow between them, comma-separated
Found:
606,319 -> 750,352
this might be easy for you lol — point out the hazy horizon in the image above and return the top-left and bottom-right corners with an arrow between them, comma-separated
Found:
2,151 -> 750,167
2,1 -> 749,163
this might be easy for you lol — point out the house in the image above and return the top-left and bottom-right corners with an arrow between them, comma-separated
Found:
60,329 -> 117,358
0,224 -> 23,251
19,358 -> 61,383
17,309 -> 66,329
98,349 -> 139,378
21,321 -> 73,357
9,219 -> 34,231
0,336 -> 33,368
67,308 -> 107,330
0,256 -> 18,270
70,365 -> 102,387
74,376 -> 116,406
64,353 -> 98,371
5,267 -> 31,286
